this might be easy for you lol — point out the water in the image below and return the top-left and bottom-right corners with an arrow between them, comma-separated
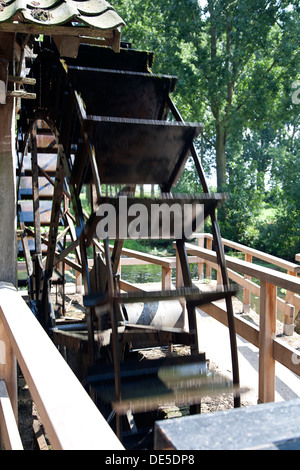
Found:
120,263 -> 199,285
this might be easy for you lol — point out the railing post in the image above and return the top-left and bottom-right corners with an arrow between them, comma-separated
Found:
75,269 -> 82,294
284,270 -> 296,335
243,253 -> 252,313
175,246 -> 188,331
206,237 -> 212,279
259,281 -> 277,403
197,236 -> 204,280
162,266 -> 172,290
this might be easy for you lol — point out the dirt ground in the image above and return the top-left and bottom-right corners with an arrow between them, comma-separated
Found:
17,291 -> 300,450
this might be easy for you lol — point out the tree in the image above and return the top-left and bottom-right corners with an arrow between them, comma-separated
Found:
114,0 -> 300,191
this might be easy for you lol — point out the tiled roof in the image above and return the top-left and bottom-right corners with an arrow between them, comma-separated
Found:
0,0 -> 124,30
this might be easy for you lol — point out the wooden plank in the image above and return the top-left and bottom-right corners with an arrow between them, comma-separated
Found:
19,176 -> 54,199
8,75 -> 36,85
203,234 -> 300,274
6,90 -> 36,99
273,338 -> 300,377
111,245 -> 175,269
162,267 -> 172,290
0,283 -> 124,450
19,200 -> 53,225
0,22 -> 117,39
259,282 -> 277,403
185,244 -> 300,294
119,279 -> 146,293
85,118 -> 202,186
20,153 -> 58,174
0,380 -> 23,450
202,257 -> 294,317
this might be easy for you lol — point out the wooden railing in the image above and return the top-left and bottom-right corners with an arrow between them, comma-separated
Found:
0,282 -> 124,450
184,239 -> 300,403
197,234 -> 300,335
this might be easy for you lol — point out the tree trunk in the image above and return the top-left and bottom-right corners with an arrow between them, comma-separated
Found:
216,123 -> 227,191
0,33 -> 17,285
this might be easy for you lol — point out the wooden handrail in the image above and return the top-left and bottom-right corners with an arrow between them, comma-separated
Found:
185,243 -> 300,293
200,233 -> 300,274
109,245 -> 175,268
196,256 -> 295,320
0,283 -> 124,450
197,234 -> 300,334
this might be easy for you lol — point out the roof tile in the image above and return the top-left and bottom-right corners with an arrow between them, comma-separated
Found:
0,0 -> 125,30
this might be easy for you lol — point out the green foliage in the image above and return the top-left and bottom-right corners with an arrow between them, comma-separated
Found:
111,0 -> 300,259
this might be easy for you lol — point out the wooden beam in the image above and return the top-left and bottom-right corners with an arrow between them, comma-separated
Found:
0,23 -> 115,39
6,90 -> 36,99
273,338 -> 300,377
202,234 -> 300,274
111,245 -> 175,269
0,283 -> 124,450
8,75 -> 36,85
52,36 -> 80,58
259,282 -> 277,403
185,244 -> 300,294
162,266 -> 172,290
201,257 -> 295,318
